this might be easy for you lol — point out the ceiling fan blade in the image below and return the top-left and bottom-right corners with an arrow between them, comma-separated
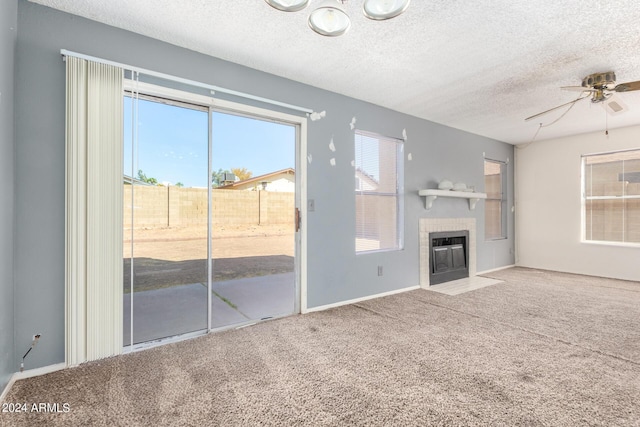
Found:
524,95 -> 589,122
561,86 -> 596,92
612,80 -> 640,92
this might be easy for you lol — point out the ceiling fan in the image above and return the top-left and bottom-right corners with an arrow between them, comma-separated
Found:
525,71 -> 640,122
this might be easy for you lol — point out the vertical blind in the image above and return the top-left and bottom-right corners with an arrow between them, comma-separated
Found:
65,56 -> 123,365
354,130 -> 403,253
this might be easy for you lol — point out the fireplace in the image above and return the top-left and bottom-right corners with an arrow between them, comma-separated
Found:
419,218 -> 477,287
429,231 -> 469,285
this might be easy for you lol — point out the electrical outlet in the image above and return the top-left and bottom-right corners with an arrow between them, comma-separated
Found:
308,199 -> 315,212
377,266 -> 383,276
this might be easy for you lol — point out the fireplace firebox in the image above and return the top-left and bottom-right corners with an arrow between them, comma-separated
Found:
429,230 -> 469,285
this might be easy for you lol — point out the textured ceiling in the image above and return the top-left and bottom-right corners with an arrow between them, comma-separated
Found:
29,0 -> 640,144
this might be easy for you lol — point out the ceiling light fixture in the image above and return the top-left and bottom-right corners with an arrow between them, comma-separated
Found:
362,0 -> 411,20
264,0 -> 310,12
264,0 -> 411,37
308,1 -> 351,37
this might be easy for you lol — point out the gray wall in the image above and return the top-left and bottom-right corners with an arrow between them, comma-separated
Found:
15,1 -> 514,369
1,0 -> 17,391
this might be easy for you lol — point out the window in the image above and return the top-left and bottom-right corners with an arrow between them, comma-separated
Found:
484,159 -> 507,240
582,149 -> 640,245
355,130 -> 404,253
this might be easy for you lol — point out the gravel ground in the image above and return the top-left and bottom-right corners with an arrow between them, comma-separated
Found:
123,224 -> 294,292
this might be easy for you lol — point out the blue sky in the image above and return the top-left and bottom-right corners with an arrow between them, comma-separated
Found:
124,98 -> 295,187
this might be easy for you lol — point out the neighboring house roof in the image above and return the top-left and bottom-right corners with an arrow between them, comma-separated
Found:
355,168 -> 378,191
123,175 -> 154,186
216,168 -> 295,190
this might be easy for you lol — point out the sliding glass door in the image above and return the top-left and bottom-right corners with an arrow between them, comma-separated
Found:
123,85 -> 300,348
123,95 -> 209,346
210,111 -> 296,329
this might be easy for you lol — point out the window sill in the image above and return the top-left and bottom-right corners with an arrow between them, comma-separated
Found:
581,240 -> 640,248
356,247 -> 404,256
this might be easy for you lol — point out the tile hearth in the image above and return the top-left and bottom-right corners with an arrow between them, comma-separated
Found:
426,276 -> 504,296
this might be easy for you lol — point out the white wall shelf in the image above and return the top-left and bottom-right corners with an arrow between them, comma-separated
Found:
418,189 -> 487,210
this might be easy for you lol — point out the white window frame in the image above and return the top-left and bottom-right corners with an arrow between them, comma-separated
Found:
354,129 -> 404,254
581,148 -> 640,247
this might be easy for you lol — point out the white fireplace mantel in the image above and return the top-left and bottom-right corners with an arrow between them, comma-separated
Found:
418,189 -> 487,211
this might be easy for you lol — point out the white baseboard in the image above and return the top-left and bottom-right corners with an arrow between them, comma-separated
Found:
304,285 -> 421,313
13,363 -> 67,381
477,264 -> 516,275
0,363 -> 67,403
0,374 -> 17,403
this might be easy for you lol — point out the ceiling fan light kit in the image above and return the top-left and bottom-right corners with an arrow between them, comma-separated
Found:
582,71 -> 616,88
265,0 -> 411,36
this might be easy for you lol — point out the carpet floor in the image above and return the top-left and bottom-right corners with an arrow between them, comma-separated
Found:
2,267 -> 639,426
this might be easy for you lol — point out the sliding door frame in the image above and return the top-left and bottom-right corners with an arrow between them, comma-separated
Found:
206,100 -> 308,316
123,81 -> 308,350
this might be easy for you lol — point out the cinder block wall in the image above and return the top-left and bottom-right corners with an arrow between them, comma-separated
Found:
171,187 -> 209,227
212,190 -> 259,225
123,185 -> 168,228
261,191 -> 295,226
123,186 -> 294,228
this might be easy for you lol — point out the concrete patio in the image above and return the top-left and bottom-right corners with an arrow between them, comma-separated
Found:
123,272 -> 295,345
